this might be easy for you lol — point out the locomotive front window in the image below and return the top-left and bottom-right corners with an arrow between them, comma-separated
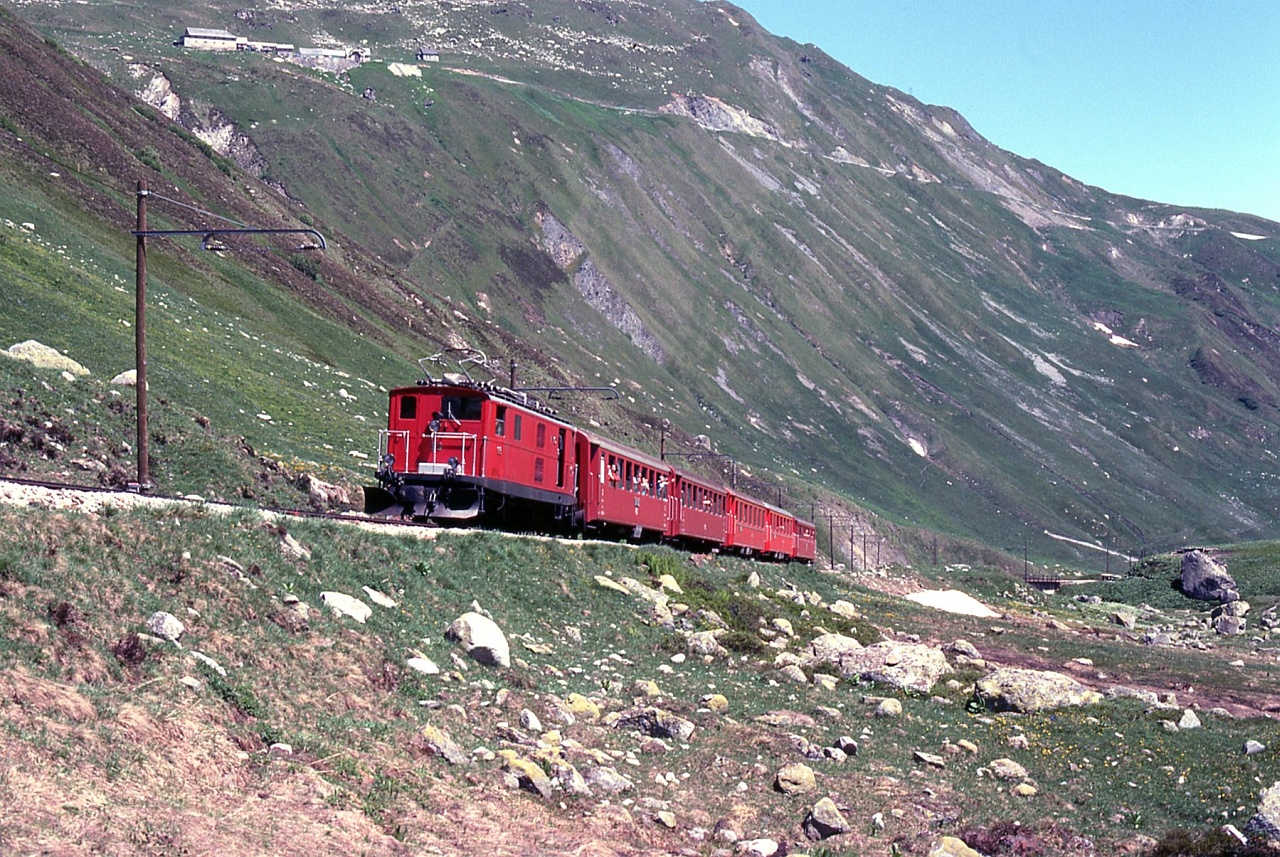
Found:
439,395 -> 484,422
398,395 -> 418,420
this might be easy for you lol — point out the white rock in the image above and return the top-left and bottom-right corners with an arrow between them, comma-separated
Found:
1178,709 -> 1202,730
145,611 -> 184,641
362,586 -> 398,609
738,838 -> 779,857
406,657 -> 440,675
321,591 -> 373,623
445,612 -> 511,668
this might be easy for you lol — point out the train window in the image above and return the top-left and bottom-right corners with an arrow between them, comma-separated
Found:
495,406 -> 507,437
536,423 -> 546,448
439,396 -> 483,422
534,458 -> 544,483
624,461 -> 633,489
398,395 -> 417,420
607,455 -> 618,485
513,414 -> 523,441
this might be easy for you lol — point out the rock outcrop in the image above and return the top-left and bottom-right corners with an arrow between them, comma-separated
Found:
974,668 -> 1102,713
1180,550 -> 1238,602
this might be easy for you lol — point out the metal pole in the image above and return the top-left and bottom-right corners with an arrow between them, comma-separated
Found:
509,359 -> 517,389
135,180 -> 149,489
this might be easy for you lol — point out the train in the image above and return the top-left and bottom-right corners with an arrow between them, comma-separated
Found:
365,351 -> 816,562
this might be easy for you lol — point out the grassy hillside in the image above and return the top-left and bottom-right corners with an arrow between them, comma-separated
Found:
1,494 -> 1279,854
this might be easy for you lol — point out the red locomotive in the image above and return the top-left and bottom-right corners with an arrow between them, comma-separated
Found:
366,352 -> 815,562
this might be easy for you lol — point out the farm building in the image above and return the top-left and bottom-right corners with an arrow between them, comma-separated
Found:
180,28 -> 243,51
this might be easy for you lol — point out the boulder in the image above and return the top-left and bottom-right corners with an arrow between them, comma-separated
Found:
611,706 -> 695,741
145,611 -> 184,642
974,668 -> 1102,713
420,724 -> 469,765
804,632 -> 864,664
687,630 -> 728,657
4,340 -> 89,375
833,641 -> 953,694
929,836 -> 984,857
1180,550 -> 1238,602
803,797 -> 850,840
774,762 -> 816,795
445,611 -> 511,667
1246,781 -> 1280,838
302,474 -> 350,508
989,758 -> 1028,780
584,765 -> 633,794
321,591 -> 373,624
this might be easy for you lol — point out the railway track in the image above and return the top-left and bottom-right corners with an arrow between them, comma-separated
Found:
0,474 -> 442,534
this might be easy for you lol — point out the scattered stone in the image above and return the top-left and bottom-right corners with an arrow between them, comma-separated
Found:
420,724 -> 469,765
565,692 -> 601,722
1104,685 -> 1160,706
1245,740 -> 1267,756
320,591 -> 372,624
928,836 -> 984,857
612,706 -> 695,741
989,758 -> 1028,780
812,673 -> 838,691
110,369 -> 138,386
974,668 -> 1102,713
776,664 -> 808,684
1111,611 -> 1137,629
774,762 -> 816,795
657,574 -> 683,594
813,705 -> 843,721
504,755 -> 552,799
1214,615 -> 1246,636
874,698 -> 903,718
1012,783 -> 1038,797
737,838 -> 778,856
803,796 -> 850,840
828,600 -> 860,619
753,710 -> 816,729
914,751 -> 946,769
656,810 -> 677,828
279,532 -> 311,561
179,675 -> 202,691
1178,709 -> 1202,730
701,693 -> 729,714
145,611 -> 184,642
836,736 -> 859,756
584,765 -> 634,794
445,612 -> 510,668
595,575 -> 631,594
746,571 -> 762,589
1180,550 -> 1238,602
946,639 -> 982,659
519,708 -> 543,732
361,586 -> 397,609
406,656 -> 440,675
1007,733 -> 1030,750
687,631 -> 728,657
772,617 -> 795,637
957,739 -> 978,754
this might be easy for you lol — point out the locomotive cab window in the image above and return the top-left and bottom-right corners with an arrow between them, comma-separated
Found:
439,395 -> 483,422
513,414 -> 523,441
495,406 -> 507,437
536,423 -> 546,448
398,395 -> 418,420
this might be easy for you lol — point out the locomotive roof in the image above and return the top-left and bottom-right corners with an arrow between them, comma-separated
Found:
394,378 -> 562,418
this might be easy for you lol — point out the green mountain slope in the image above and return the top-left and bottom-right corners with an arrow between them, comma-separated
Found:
4,1 -> 1280,562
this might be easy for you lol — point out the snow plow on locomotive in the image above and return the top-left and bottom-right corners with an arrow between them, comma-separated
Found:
366,351 -> 816,562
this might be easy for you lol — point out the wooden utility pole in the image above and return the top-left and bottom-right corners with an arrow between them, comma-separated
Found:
135,181 -> 149,488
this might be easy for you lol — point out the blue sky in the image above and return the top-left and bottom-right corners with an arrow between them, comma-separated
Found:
729,0 -> 1280,224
